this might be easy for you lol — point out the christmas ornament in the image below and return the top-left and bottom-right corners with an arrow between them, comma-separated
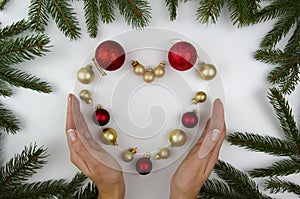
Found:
94,105 -> 110,126
182,110 -> 198,128
169,129 -> 186,147
143,68 -> 155,83
168,41 -> 197,71
136,155 -> 152,175
121,148 -> 137,162
101,128 -> 118,145
95,40 -> 125,71
77,65 -> 95,84
155,148 -> 171,159
198,62 -> 217,80
79,89 -> 93,104
132,60 -> 145,75
192,91 -> 207,104
153,61 -> 166,78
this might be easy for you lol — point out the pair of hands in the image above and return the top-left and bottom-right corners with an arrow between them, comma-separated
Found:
65,94 -> 226,199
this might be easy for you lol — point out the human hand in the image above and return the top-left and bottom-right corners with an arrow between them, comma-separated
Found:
65,94 -> 125,199
170,99 -> 226,199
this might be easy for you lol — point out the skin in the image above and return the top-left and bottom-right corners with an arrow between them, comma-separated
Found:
65,94 -> 225,199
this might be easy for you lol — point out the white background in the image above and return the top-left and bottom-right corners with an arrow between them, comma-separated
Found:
1,1 -> 300,199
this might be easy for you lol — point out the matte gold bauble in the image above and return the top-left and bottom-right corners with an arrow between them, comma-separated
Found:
143,68 -> 155,83
79,89 -> 92,104
155,147 -> 171,159
198,62 -> 217,80
77,65 -> 95,84
132,61 -> 145,76
169,129 -> 186,147
100,128 -> 118,145
192,91 -> 207,104
153,62 -> 165,78
121,148 -> 137,162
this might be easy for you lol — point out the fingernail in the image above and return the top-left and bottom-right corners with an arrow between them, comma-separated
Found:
68,94 -> 72,103
198,129 -> 220,159
67,129 -> 77,142
211,129 -> 220,142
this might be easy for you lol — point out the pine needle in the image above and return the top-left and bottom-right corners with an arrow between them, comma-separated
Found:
60,172 -> 87,199
196,0 -> 225,24
28,0 -> 50,32
83,0 -> 100,38
0,80 -> 12,97
0,103 -> 20,134
265,177 -> 300,196
0,0 -> 9,11
165,0 -> 178,21
74,183 -> 98,199
99,0 -> 115,24
0,19 -> 30,40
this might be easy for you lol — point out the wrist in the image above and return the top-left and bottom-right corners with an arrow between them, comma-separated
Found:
96,181 -> 125,199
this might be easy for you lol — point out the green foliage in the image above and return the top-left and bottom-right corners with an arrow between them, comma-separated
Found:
98,0 -> 115,24
265,177 -> 300,196
28,0 -> 50,32
196,0 -> 224,24
0,103 -> 20,134
0,0 -> 9,11
74,183 -> 98,199
60,172 -> 87,199
83,0 -> 100,38
0,19 -> 29,40
165,0 -> 178,21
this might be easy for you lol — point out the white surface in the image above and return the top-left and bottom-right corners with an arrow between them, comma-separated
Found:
1,1 -> 300,199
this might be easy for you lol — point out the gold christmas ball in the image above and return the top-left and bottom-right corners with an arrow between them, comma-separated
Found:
121,151 -> 134,162
158,148 -> 171,159
143,68 -> 155,83
192,91 -> 207,104
153,62 -> 165,78
101,128 -> 118,145
169,129 -> 186,147
198,63 -> 217,81
79,89 -> 93,104
77,65 -> 95,84
132,61 -> 145,76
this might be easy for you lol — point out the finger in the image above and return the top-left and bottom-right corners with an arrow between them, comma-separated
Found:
66,94 -> 76,131
198,99 -> 225,159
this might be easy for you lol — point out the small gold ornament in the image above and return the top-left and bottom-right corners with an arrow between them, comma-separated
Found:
143,68 -> 155,83
153,61 -> 166,78
100,128 -> 118,146
192,91 -> 207,104
198,62 -> 217,80
79,89 -> 93,104
155,148 -> 171,159
121,148 -> 137,162
132,60 -> 145,76
77,65 -> 95,84
169,129 -> 186,147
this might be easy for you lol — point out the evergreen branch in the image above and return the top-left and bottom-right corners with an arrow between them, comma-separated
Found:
28,0 -> 50,32
0,103 -> 20,134
165,0 -> 178,21
60,172 -> 87,199
196,0 -> 225,24
228,132 -> 298,157
116,0 -> 152,29
0,0 -> 9,11
0,66 -> 52,93
0,34 -> 51,66
47,0 -> 81,40
285,22 -> 300,53
249,158 -> 300,178
254,48 -> 289,65
265,177 -> 300,196
0,80 -> 12,97
98,0 -> 115,23
278,62 -> 299,95
0,19 -> 29,40
74,183 -> 98,199
83,0 -> 100,38
268,88 -> 300,145
0,143 -> 48,189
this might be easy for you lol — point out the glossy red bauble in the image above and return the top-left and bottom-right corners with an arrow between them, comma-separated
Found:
94,107 -> 110,126
168,41 -> 197,71
95,40 -> 125,71
136,157 -> 152,175
182,111 -> 198,128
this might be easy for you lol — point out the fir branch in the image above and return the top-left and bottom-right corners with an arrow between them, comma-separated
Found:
98,0 -> 115,24
285,22 -> 300,53
0,34 -> 51,66
254,0 -> 290,23
249,158 -> 300,178
74,183 -> 98,199
0,80 -> 12,97
228,132 -> 298,157
28,0 -> 50,32
0,144 -> 48,189
0,66 -> 52,93
0,0 -> 9,11
83,0 -> 100,38
165,0 -> 178,21
60,172 -> 87,199
254,48 -> 289,65
116,0 -> 151,29
47,0 -> 81,40
265,177 -> 300,196
196,0 -> 225,24
0,19 -> 29,40
0,103 -> 20,134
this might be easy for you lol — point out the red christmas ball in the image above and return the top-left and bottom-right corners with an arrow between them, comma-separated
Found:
182,111 -> 198,128
168,41 -> 197,71
95,40 -> 125,71
94,107 -> 110,126
136,157 -> 152,175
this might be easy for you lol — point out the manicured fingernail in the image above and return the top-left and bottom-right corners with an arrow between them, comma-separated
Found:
68,94 -> 72,102
67,129 -> 77,142
198,129 -> 220,159
211,129 -> 220,142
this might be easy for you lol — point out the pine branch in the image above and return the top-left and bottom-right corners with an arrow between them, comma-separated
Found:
265,177 -> 300,196
60,172 -> 87,199
0,34 -> 51,66
228,132 -> 298,157
116,0 -> 152,29
0,19 -> 29,40
83,0 -> 100,38
74,183 -> 98,199
249,158 -> 300,178
98,0 -> 115,23
0,144 -> 48,190
165,0 -> 178,21
285,22 -> 300,53
196,0 -> 225,24
0,80 -> 12,97
254,0 -> 290,23
0,66 -> 52,93
28,0 -> 50,32
0,0 -> 9,11
0,103 -> 20,134
47,0 -> 81,40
